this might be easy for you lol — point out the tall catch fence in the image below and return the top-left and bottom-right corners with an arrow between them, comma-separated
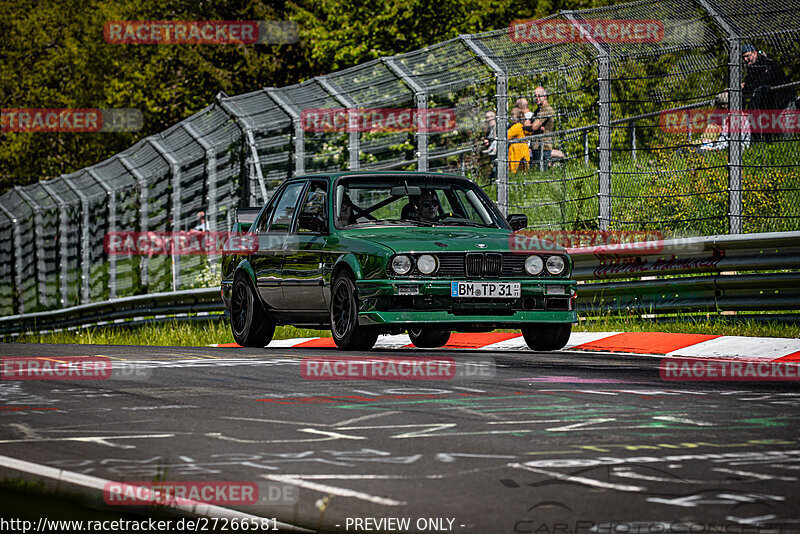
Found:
1,0 -> 798,315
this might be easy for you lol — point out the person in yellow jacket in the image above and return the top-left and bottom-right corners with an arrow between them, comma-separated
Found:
507,108 -> 530,173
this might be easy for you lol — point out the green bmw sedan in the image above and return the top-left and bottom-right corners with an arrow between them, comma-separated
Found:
221,171 -> 577,351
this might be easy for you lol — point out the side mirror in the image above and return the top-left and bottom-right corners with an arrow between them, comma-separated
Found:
507,214 -> 528,231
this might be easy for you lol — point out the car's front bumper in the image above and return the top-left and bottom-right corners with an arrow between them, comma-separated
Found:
356,278 -> 577,326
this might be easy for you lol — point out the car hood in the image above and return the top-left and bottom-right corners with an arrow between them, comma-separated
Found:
343,227 -> 566,255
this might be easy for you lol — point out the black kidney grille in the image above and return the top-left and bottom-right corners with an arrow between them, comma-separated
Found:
465,253 -> 483,277
464,253 -> 502,277
484,253 -> 502,277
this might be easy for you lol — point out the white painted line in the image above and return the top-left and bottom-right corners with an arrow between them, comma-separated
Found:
0,453 -> 313,532
712,468 -> 798,481
0,434 -> 174,448
666,336 -> 800,360
263,474 -> 406,506
652,415 -> 715,427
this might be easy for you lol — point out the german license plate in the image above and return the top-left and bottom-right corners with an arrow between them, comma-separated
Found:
451,281 -> 521,298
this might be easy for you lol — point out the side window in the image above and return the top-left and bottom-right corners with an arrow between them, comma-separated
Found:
256,187 -> 283,233
296,181 -> 328,233
267,182 -> 305,232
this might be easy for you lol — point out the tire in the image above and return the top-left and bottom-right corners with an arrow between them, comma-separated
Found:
230,273 -> 275,347
408,327 -> 451,348
522,323 -> 571,351
330,271 -> 379,351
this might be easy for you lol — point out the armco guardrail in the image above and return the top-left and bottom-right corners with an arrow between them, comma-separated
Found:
1,232 -> 798,336
571,231 -> 800,315
0,288 -> 224,336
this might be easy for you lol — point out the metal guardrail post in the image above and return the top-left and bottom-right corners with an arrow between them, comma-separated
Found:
216,95 -> 269,204
383,57 -> 429,172
631,121 -> 637,161
0,204 -> 24,314
265,88 -> 306,177
148,138 -> 182,291
318,76 -> 360,170
40,182 -> 70,308
564,11 -> 612,230
728,39 -> 744,234
461,35 -> 508,215
118,154 -> 150,290
87,169 -> 117,298
61,176 -> 91,304
14,187 -> 48,309
692,0 -> 744,234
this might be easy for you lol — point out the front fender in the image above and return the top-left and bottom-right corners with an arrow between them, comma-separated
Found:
332,253 -> 364,280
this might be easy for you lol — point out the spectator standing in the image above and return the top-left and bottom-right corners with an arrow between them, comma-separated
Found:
742,44 -> 793,112
508,108 -> 530,173
529,87 -> 555,163
482,110 -> 497,156
193,210 -> 207,232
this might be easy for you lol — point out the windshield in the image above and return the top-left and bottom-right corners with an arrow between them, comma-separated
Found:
333,175 -> 509,230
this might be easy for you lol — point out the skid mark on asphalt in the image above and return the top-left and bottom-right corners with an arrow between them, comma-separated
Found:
508,462 -> 646,492
223,411 -> 400,427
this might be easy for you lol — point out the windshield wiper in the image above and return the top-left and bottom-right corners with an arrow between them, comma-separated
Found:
349,219 -> 432,228
430,218 -> 489,228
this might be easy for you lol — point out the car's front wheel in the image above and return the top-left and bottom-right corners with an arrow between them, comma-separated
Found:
408,328 -> 451,348
521,324 -> 571,351
330,271 -> 379,351
230,273 -> 275,347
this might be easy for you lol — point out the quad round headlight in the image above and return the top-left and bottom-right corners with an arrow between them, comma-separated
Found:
546,255 -> 566,275
416,254 -> 438,275
391,255 -> 413,275
525,255 -> 544,275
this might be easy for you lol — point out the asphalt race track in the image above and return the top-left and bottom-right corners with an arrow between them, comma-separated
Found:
2,343 -> 800,533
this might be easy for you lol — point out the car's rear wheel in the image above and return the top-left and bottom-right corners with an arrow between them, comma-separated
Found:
521,324 -> 571,351
408,328 -> 451,348
330,271 -> 379,351
230,273 -> 275,347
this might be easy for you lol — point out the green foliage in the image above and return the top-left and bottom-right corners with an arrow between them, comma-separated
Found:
13,320 -> 327,346
1,0 -> 626,193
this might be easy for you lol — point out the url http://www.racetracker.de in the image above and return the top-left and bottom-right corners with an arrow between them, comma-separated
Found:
1,517 -> 281,533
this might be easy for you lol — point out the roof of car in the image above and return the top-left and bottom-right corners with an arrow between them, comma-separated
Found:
290,170 -> 470,180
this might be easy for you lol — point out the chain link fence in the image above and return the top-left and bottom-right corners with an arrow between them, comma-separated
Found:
1,0 -> 798,315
